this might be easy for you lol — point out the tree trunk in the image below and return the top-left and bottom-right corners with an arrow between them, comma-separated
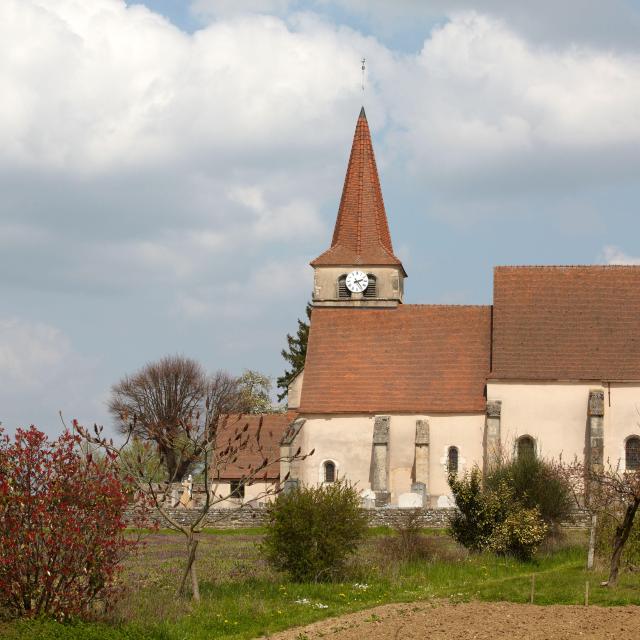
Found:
191,555 -> 201,602
587,514 -> 597,570
177,539 -> 199,597
608,498 -> 640,586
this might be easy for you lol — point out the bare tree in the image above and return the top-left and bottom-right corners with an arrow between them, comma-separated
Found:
564,459 -> 640,586
75,409 -> 311,601
109,356 -> 250,482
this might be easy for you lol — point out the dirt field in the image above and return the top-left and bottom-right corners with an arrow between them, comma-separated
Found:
265,601 -> 640,640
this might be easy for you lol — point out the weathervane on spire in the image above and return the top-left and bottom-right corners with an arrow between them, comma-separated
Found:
361,57 -> 366,96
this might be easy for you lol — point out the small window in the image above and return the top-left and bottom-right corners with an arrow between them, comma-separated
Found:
363,274 -> 377,298
517,436 -> 536,460
230,480 -> 245,499
324,461 -> 336,483
337,275 -> 350,299
447,446 -> 459,474
626,437 -> 640,471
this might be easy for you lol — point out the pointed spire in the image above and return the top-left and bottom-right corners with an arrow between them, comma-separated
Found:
311,108 -> 405,273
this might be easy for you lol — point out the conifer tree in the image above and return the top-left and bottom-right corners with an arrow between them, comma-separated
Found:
277,303 -> 311,402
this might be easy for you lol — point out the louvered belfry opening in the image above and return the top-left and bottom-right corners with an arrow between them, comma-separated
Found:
363,274 -> 377,298
338,275 -> 351,298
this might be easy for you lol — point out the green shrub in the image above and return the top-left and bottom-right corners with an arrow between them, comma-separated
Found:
262,481 -> 369,582
448,467 -> 548,561
448,468 -> 505,552
485,454 -> 573,530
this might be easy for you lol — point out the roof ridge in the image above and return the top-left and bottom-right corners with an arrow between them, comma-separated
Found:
494,264 -> 640,269
402,303 -> 491,309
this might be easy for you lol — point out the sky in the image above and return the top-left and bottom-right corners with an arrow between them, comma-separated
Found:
2,0 -> 640,436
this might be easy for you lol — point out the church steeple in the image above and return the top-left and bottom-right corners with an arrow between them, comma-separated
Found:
311,107 -> 405,272
311,108 -> 406,308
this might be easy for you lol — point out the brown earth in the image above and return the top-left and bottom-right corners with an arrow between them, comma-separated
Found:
264,601 -> 640,640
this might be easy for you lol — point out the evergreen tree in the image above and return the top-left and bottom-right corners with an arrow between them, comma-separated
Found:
277,303 -> 311,402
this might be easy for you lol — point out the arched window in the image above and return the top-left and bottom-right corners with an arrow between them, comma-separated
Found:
337,275 -> 350,299
447,446 -> 459,474
323,461 -> 336,483
517,435 -> 536,460
626,437 -> 640,471
363,274 -> 377,298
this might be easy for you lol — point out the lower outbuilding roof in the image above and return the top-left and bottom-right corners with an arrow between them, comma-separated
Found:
213,412 -> 296,480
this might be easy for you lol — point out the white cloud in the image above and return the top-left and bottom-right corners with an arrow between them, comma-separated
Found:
0,1 -> 371,173
385,12 -> 640,184
601,245 -> 640,265
0,317 -> 102,433
2,2 -> 640,319
191,0 -> 296,19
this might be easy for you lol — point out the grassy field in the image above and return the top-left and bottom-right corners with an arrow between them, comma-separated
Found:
2,528 -> 639,640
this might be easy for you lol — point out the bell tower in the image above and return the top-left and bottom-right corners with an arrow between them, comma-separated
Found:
310,108 -> 406,308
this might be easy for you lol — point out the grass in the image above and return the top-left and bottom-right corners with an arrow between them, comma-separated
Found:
2,528 -> 639,640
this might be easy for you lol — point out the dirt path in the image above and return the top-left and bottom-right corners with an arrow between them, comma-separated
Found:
264,601 -> 640,640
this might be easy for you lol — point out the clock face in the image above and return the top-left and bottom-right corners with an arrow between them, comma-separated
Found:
345,270 -> 369,293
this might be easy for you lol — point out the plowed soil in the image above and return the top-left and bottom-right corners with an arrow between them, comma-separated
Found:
264,601 -> 640,640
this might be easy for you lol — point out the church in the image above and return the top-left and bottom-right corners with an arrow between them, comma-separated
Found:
221,107 -> 640,509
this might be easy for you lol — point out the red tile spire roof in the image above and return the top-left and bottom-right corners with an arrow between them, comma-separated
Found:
311,107 -> 405,273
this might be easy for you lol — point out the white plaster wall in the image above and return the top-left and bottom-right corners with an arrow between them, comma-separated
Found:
487,382 -> 591,462
209,481 -> 277,509
287,370 -> 304,409
296,413 -> 484,505
603,384 -> 640,470
488,382 -> 640,469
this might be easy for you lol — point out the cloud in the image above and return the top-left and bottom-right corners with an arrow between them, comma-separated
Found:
0,317 -> 102,434
3,0 -> 640,436
311,1 -> 640,49
601,245 -> 640,265
384,12 -> 640,192
191,0 -> 296,19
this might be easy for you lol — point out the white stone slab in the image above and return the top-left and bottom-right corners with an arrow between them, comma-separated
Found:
398,492 -> 424,508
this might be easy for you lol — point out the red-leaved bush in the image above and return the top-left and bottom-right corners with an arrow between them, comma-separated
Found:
0,426 -> 140,619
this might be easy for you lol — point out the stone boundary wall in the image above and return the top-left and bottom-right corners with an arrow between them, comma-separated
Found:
128,507 -> 591,530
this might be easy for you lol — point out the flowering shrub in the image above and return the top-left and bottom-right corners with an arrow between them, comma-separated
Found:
448,468 -> 547,561
0,426 -> 141,619
488,506 -> 548,560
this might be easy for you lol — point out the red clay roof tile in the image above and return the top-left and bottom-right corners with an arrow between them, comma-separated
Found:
311,108 -> 405,272
213,412 -> 296,480
300,305 -> 491,413
491,266 -> 640,380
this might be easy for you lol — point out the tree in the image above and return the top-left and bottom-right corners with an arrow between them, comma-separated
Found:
109,356 -> 249,482
564,459 -> 640,586
0,426 -> 143,620
77,412 -> 311,601
276,303 -> 311,402
237,369 -> 278,414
